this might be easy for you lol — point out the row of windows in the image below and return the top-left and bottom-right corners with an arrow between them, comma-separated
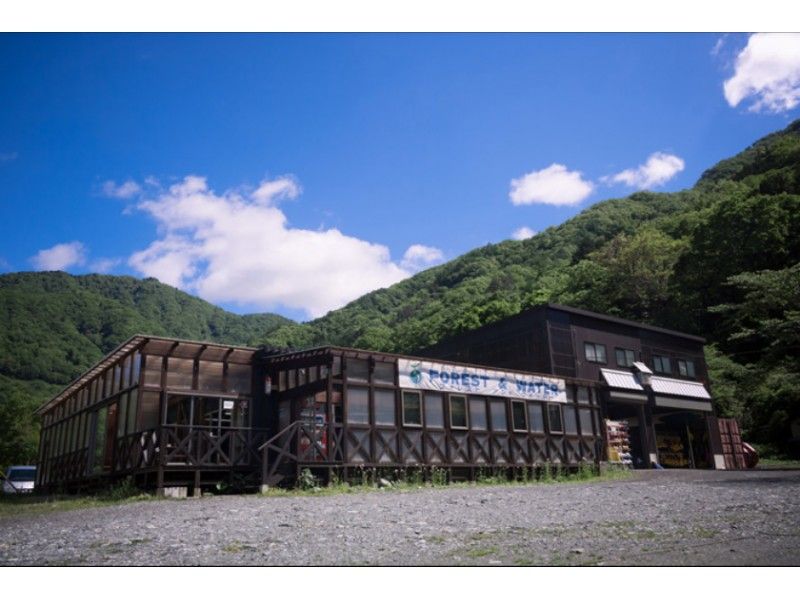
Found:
143,357 -> 252,395
277,357 -> 397,391
345,388 -> 597,437
583,342 -> 697,378
44,352 -> 143,427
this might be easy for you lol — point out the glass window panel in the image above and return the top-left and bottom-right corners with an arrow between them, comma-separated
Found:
113,364 -> 122,393
577,386 -> 591,404
122,356 -> 132,389
286,369 -> 296,390
374,389 -> 396,426
92,407 -> 108,474
564,405 -> 578,435
424,392 -> 444,428
512,401 -> 527,432
373,362 -> 395,385
138,391 -> 160,430
194,397 -> 221,427
298,368 -> 308,386
347,358 -> 369,383
490,400 -> 507,431
580,409 -> 594,436
332,385 -> 343,424
309,366 -> 318,383
686,360 -> 695,378
332,356 -> 342,378
227,364 -> 252,395
233,400 -> 249,428
166,394 -> 191,425
143,356 -> 163,387
469,397 -> 487,430
131,352 -> 142,386
596,344 -> 606,363
548,404 -> 564,434
346,386 -> 370,425
127,389 -> 138,434
402,391 -> 422,426
117,391 -> 128,437
166,357 -> 194,389
450,395 -> 468,429
198,361 -> 225,392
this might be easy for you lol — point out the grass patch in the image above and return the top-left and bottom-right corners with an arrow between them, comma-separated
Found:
464,546 -> 498,558
0,480 -> 157,520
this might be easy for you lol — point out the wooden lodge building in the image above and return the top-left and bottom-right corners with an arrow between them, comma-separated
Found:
35,304 -> 728,493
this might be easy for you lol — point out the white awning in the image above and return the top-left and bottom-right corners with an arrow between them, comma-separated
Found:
601,368 -> 645,392
650,376 -> 711,400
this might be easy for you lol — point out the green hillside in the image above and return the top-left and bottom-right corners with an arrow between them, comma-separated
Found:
0,273 -> 291,466
264,120 -> 800,452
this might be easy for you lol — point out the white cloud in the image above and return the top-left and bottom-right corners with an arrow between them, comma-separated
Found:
511,226 -> 537,241
30,241 -> 87,271
711,35 -> 727,57
102,179 -> 142,199
90,258 -> 122,274
723,33 -> 800,113
401,244 -> 445,272
602,152 -> 685,190
509,164 -> 594,207
252,177 -> 300,205
127,175 -> 436,318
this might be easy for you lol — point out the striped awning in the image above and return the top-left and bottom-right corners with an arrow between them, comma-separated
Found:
650,376 -> 711,400
601,368 -> 645,392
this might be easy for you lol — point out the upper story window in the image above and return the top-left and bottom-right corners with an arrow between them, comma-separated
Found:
652,355 -> 671,374
677,359 -> 696,378
615,348 -> 636,367
584,342 -> 607,364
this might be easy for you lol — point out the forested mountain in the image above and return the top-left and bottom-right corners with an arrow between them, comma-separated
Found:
0,273 -> 291,466
263,120 -> 800,452
2,120 -> 799,467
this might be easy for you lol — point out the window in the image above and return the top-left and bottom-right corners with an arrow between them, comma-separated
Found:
143,357 -> 162,387
166,357 -> 194,389
576,386 -> 591,404
490,400 -> 507,431
563,405 -> 578,435
373,361 -> 395,385
511,401 -> 527,432
584,342 -> 607,364
227,364 -> 252,395
678,359 -> 696,378
424,393 -> 444,428
528,402 -> 545,433
346,386 -> 370,425
138,391 -> 160,430
579,409 -> 594,436
402,391 -> 422,426
469,397 -> 487,430
374,389 -> 396,426
547,404 -> 564,434
198,361 -> 224,392
127,389 -> 138,433
615,348 -> 636,367
449,395 -> 468,429
347,358 -> 369,383
653,355 -> 671,374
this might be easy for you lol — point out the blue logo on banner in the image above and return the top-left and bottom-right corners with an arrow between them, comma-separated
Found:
409,363 -> 422,384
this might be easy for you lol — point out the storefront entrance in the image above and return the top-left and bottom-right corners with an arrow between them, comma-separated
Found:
605,401 -> 650,469
653,410 -> 712,469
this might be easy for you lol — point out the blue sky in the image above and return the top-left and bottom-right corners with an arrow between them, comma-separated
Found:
1,33 -> 799,320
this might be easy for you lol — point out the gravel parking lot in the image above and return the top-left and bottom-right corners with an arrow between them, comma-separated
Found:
1,469 -> 799,566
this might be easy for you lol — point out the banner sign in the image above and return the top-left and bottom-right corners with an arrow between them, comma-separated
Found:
397,358 -> 567,403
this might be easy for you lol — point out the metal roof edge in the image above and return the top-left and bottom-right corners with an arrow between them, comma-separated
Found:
546,303 -> 707,344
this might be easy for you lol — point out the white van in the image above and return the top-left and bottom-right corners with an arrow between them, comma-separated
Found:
2,466 -> 36,494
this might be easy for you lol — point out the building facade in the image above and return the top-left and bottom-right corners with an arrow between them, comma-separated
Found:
34,305 -> 725,494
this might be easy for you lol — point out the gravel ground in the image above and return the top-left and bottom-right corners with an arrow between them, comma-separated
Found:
1,469 -> 799,566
